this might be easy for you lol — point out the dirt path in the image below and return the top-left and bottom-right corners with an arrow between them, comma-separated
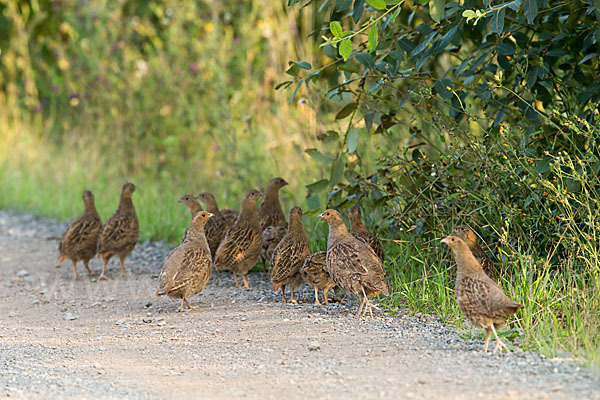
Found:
1,211 -> 599,399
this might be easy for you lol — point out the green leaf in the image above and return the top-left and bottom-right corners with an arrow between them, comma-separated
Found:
293,61 -> 312,70
346,127 -> 359,153
336,0 -> 353,11
287,0 -> 300,5
336,102 -> 358,120
339,39 -> 353,60
288,80 -> 303,104
429,0 -> 445,23
366,0 -> 386,10
354,52 -> 376,69
330,154 -> 345,187
274,80 -> 293,90
367,24 -> 379,53
306,179 -> 330,193
490,7 -> 505,35
352,0 -> 366,22
330,21 -> 343,37
524,0 -> 538,24
305,148 -> 335,164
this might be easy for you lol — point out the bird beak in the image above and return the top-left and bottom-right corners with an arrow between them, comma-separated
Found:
317,213 -> 324,219
440,237 -> 447,244
208,213 -> 214,218
177,198 -> 182,203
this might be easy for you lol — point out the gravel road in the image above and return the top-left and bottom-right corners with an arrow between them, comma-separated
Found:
1,210 -> 599,399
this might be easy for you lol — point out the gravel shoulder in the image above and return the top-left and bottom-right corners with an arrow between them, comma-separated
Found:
1,210 -> 599,399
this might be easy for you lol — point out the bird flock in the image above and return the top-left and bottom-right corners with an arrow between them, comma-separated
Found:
58,178 -> 522,353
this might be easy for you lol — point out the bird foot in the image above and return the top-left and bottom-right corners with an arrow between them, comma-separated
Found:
493,340 -> 510,354
98,274 -> 109,281
314,300 -> 322,306
289,299 -> 298,305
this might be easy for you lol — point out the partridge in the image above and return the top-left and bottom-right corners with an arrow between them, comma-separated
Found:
58,190 -> 102,280
442,234 -> 522,353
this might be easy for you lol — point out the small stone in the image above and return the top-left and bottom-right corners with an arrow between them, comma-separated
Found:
115,320 -> 124,326
157,320 -> 166,327
16,270 -> 29,278
145,302 -> 153,308
142,318 -> 152,323
63,313 -> 79,321
308,341 -> 320,351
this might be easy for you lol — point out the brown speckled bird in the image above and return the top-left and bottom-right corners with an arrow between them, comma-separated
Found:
156,211 -> 213,312
451,225 -> 496,280
270,207 -> 311,303
214,189 -> 263,288
221,208 -> 240,227
196,192 -> 231,257
97,183 -> 139,280
349,205 -> 385,263
259,177 -> 288,267
442,234 -> 523,353
301,251 -> 336,305
58,190 -> 102,280
262,222 -> 287,267
178,194 -> 203,243
320,209 -> 389,317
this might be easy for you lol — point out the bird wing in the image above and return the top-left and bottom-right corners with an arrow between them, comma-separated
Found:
98,211 -> 139,252
60,216 -> 102,255
215,225 -> 261,266
270,240 -> 310,282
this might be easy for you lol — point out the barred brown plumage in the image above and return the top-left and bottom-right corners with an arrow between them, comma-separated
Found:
156,211 -> 213,312
301,251 -> 335,305
96,183 -> 139,280
442,234 -> 522,353
58,190 -> 102,280
320,209 -> 388,317
349,205 -> 385,263
214,189 -> 263,288
270,206 -> 311,303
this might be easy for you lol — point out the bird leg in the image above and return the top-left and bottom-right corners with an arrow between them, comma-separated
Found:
289,287 -> 298,304
241,274 -> 251,289
178,298 -> 187,312
83,260 -> 93,276
313,287 -> 321,305
98,258 -> 109,280
71,260 -> 79,280
483,328 -> 492,353
119,256 -> 126,276
361,286 -> 374,318
183,298 -> 199,310
233,271 -> 241,288
490,324 -> 510,353
261,256 -> 267,273
281,284 -> 287,303
356,294 -> 367,317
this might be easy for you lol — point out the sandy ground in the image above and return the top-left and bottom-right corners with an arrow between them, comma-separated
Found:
1,210 -> 599,399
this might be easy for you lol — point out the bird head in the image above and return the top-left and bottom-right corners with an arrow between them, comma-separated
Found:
441,235 -> 468,251
82,190 -> 94,201
451,224 -> 479,246
289,206 -> 303,218
318,209 -> 344,226
121,182 -> 136,196
269,177 -> 288,189
245,189 -> 263,203
178,194 -> 196,205
191,211 -> 214,226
